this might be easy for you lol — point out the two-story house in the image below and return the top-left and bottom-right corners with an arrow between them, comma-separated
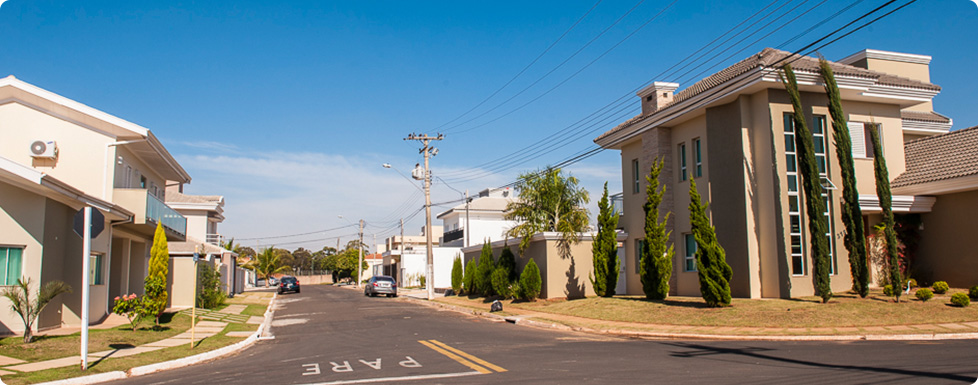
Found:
594,49 -> 949,299
436,187 -> 518,248
0,76 -> 190,334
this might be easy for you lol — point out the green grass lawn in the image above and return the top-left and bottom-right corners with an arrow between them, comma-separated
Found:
436,287 -> 978,329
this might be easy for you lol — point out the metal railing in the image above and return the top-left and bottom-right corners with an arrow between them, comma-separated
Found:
442,228 -> 464,243
147,193 -> 187,235
206,233 -> 224,245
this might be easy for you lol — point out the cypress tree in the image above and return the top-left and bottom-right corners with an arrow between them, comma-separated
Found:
519,258 -> 542,301
641,158 -> 673,300
689,178 -> 732,307
475,240 -> 495,296
819,59 -> 869,297
451,255 -> 463,294
463,259 -> 477,295
145,222 -> 170,324
782,64 -> 832,303
591,182 -> 620,297
868,127 -> 902,302
498,243 -> 518,283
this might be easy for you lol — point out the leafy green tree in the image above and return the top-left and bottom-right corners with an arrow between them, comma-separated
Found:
463,259 -> 477,295
641,159 -> 674,300
244,247 -> 290,287
689,178 -> 732,307
819,59 -> 868,298
591,182 -> 620,297
1,278 -> 71,343
451,255 -> 463,294
196,263 -> 225,309
475,240 -> 496,296
291,247 -> 314,272
868,127 -> 903,302
519,258 -> 542,301
505,168 -> 590,253
782,64 -> 832,303
145,222 -> 170,324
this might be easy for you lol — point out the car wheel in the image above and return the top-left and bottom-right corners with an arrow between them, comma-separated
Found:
296,289 -> 300,293
392,294 -> 398,298
386,294 -> 392,298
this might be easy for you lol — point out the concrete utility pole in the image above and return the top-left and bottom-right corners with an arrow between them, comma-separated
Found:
464,189 -> 470,248
357,219 -> 364,288
404,133 -> 443,300
399,218 -> 404,283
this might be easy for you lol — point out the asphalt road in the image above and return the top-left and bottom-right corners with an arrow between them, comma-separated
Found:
112,285 -> 978,384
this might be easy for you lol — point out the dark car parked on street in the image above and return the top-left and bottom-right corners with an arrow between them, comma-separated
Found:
278,276 -> 300,294
364,276 -> 397,297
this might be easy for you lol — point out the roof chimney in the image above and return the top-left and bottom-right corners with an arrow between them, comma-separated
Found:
637,82 -> 680,115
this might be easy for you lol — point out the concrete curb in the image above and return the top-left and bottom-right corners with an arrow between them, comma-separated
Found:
33,294 -> 278,385
404,296 -> 978,342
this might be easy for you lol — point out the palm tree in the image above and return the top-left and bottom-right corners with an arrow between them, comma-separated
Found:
242,247 -> 290,287
505,167 -> 590,254
1,278 -> 71,343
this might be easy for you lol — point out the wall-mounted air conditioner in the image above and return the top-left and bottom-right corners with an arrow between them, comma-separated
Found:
30,140 -> 58,159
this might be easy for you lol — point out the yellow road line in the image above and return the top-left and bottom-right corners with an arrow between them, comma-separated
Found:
417,340 -> 491,374
427,340 -> 507,373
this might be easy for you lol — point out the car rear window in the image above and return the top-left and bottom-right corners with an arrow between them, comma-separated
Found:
376,277 -> 395,283
281,277 -> 296,283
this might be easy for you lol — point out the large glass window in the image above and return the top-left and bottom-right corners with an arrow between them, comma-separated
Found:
684,234 -> 697,272
784,114 -> 837,276
0,247 -> 24,285
89,254 -> 104,285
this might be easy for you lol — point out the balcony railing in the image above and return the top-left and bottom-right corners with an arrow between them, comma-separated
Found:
206,233 -> 225,245
442,228 -> 464,243
146,193 -> 187,236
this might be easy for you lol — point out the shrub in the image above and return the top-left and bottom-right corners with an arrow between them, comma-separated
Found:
932,281 -> 949,294
950,293 -> 970,307
491,267 -> 512,299
113,293 -> 144,331
968,285 -> 978,300
914,288 -> 933,302
475,243 -> 496,296
882,285 -> 893,297
451,256 -> 463,294
519,259 -> 542,301
497,247 -> 518,283
196,264 -> 225,309
462,260 -> 477,295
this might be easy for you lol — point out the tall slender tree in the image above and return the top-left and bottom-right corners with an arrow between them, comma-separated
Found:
591,182 -> 620,297
819,59 -> 869,297
641,158 -> 673,300
475,240 -> 495,296
145,222 -> 170,324
782,64 -> 832,303
451,255 -> 463,294
868,127 -> 902,302
689,178 -> 732,307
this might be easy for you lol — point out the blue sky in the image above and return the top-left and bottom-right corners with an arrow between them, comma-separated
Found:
1,0 -> 975,251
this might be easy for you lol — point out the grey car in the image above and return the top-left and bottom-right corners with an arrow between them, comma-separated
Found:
364,276 -> 397,297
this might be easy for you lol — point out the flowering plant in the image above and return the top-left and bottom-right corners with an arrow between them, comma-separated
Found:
112,293 -> 143,331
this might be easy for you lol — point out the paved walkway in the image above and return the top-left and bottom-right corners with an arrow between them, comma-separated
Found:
0,294 -> 268,376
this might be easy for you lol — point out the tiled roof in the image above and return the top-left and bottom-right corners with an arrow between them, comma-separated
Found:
901,110 -> 951,124
596,48 -> 941,143
166,191 -> 223,204
892,125 -> 978,188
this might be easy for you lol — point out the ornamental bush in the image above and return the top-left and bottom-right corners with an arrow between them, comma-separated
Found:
451,256 -> 463,294
882,285 -> 894,297
968,285 -> 978,300
950,293 -> 970,307
519,259 -> 542,301
463,259 -> 477,295
112,293 -> 143,331
914,288 -> 933,302
196,264 -> 225,309
491,267 -> 512,299
932,281 -> 949,294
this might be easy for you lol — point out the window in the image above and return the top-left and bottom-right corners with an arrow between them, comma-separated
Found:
693,138 -> 703,178
678,143 -> 687,181
634,239 -> 643,274
89,254 -> 104,285
0,247 -> 23,285
847,122 -> 881,158
783,114 -> 837,276
632,159 -> 640,194
139,175 -> 147,189
684,234 -> 697,272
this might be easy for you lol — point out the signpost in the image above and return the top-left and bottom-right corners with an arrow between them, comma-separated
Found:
191,246 -> 199,348
73,207 -> 104,370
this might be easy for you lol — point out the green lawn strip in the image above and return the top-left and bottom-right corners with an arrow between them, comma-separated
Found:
441,288 -> 978,330
0,313 -> 190,363
240,304 -> 267,317
1,331 -> 244,385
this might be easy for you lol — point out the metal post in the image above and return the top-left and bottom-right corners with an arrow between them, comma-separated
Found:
464,190 -> 470,248
191,246 -> 198,348
80,207 -> 91,370
399,218 -> 404,284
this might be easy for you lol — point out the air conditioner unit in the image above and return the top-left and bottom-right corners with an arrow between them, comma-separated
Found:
30,140 -> 58,159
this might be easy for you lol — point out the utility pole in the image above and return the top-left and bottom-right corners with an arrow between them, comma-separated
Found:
405,133 -> 443,300
464,189 -> 470,248
399,218 -> 404,283
357,219 -> 364,288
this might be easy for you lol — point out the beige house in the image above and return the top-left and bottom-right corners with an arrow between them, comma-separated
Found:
0,75 -> 190,334
164,187 -> 243,308
595,48 -> 950,299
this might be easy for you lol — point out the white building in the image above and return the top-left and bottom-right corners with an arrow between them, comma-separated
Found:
436,187 -> 518,248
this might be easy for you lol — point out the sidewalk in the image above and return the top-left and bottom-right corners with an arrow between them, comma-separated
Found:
403,295 -> 978,341
0,292 -> 271,381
